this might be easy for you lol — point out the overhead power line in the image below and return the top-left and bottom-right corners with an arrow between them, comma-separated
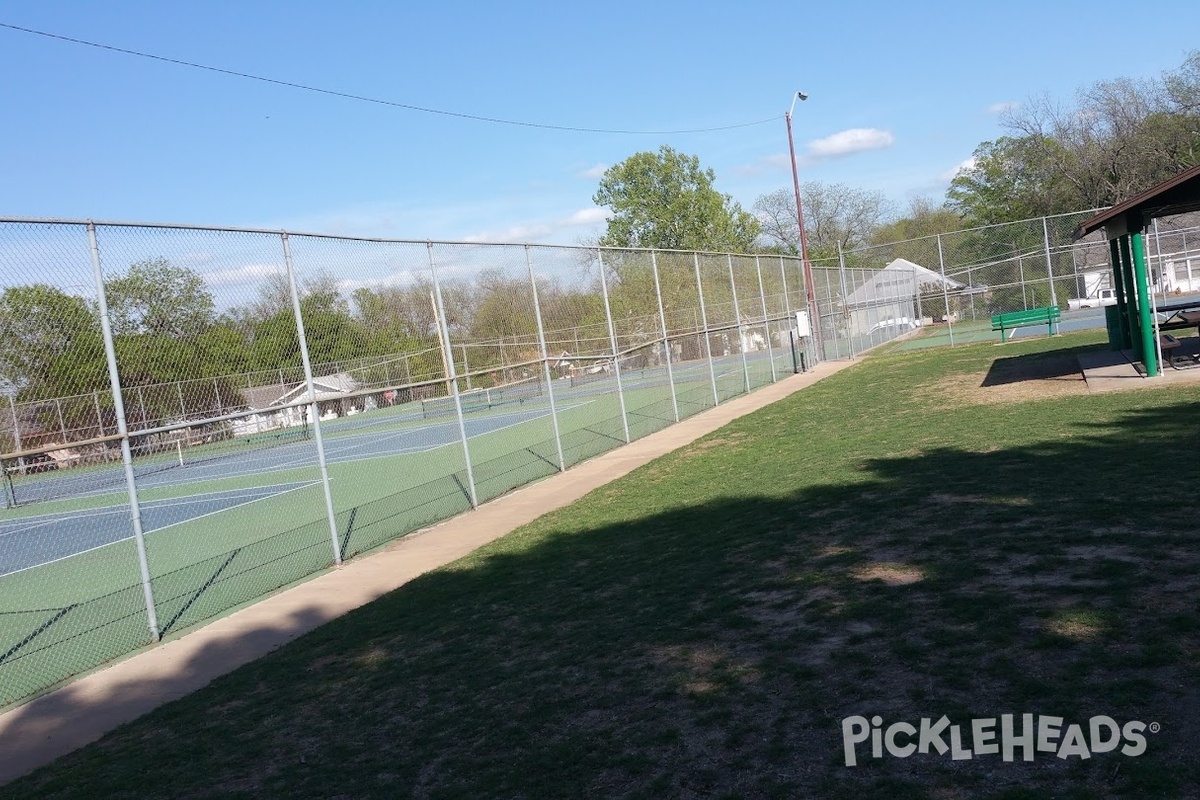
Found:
0,21 -> 777,135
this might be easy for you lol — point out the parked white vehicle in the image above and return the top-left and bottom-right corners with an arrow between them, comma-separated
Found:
1067,289 -> 1118,310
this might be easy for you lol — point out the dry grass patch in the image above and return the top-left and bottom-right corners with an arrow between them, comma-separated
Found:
930,352 -> 1090,406
851,562 -> 926,586
1046,609 -> 1108,640
681,432 -> 748,457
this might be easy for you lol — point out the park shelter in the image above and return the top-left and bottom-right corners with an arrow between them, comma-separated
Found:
1073,164 -> 1200,377
841,258 -> 965,337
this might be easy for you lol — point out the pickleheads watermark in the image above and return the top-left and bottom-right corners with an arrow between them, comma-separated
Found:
841,714 -> 1156,767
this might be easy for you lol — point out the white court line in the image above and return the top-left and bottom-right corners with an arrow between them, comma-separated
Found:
0,482 -> 314,537
306,400 -> 597,471
0,482 -> 319,579
462,400 -> 593,438
0,482 -> 314,544
1,400 -> 580,551
2,399 -> 595,519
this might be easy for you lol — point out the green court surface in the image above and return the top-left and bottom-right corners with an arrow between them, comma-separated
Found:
889,320 -> 999,350
0,353 -> 787,709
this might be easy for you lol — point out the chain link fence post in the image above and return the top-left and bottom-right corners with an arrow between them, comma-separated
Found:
754,256 -> 778,384
427,243 -> 478,509
727,255 -> 751,395
88,223 -> 160,641
650,251 -> 680,423
837,243 -> 853,359
937,234 -> 956,347
596,249 -> 631,444
694,254 -> 720,407
1042,216 -> 1059,308
281,233 -> 343,566
526,246 -> 565,472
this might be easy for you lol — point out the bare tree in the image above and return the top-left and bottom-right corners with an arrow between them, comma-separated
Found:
753,183 -> 893,259
949,52 -> 1200,223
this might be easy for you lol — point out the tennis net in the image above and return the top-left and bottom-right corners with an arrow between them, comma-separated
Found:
3,422 -> 311,508
420,376 -> 545,419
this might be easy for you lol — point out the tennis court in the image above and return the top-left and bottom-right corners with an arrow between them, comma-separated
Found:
0,348 -> 783,707
888,306 -> 1111,351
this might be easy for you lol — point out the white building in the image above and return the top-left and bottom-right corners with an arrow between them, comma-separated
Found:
230,372 -> 362,436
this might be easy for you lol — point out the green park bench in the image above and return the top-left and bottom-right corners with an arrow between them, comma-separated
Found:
991,306 -> 1060,340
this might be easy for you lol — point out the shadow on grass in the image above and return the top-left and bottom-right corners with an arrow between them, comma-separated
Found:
2,393 -> 1200,798
981,343 -> 1109,386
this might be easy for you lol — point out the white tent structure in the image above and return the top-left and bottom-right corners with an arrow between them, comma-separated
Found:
842,258 -> 966,338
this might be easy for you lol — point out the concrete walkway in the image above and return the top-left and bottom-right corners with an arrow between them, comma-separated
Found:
1080,344 -> 1200,392
0,359 -> 855,786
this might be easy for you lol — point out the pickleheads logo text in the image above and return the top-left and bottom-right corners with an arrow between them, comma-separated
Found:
841,714 -> 1154,767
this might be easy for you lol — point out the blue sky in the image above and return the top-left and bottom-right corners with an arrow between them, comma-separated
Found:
1,1 -> 1198,246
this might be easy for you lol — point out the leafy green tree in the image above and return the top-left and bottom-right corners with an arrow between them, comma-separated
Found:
249,295 -> 368,373
1164,50 -> 1200,114
870,198 -> 965,246
470,270 -> 536,341
106,257 -> 216,338
593,146 -> 760,252
351,279 -> 463,345
234,268 -> 347,327
946,136 -> 1081,225
0,284 -> 106,400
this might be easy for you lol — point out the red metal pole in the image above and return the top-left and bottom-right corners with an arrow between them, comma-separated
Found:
786,107 -> 821,352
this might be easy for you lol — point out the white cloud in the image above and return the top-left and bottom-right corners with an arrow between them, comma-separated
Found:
578,163 -> 608,179
565,207 -> 611,226
463,223 -> 555,244
736,128 -> 894,175
807,128 -> 894,159
465,206 -> 610,244
987,101 -> 1019,115
732,155 -> 787,176
334,271 -> 425,294
201,262 -> 284,286
938,157 -> 977,183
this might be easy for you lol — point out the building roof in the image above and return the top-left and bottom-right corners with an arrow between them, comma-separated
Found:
843,259 -> 966,308
240,383 -> 296,411
240,372 -> 360,410
1073,164 -> 1200,241
275,372 -> 361,405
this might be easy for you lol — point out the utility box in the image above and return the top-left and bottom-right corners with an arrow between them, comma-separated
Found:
795,311 -> 811,339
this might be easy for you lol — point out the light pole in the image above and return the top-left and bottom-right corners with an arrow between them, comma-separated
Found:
786,91 -> 820,352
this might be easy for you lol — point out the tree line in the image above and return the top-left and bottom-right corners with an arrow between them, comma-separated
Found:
3,51 -> 1196,434
0,243 -> 784,445
596,51 -> 1200,258
0,256 -> 620,417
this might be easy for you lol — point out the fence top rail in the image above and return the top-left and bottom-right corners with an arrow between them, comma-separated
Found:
0,216 -> 802,262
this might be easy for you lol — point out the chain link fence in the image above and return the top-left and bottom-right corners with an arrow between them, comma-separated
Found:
0,220 -> 816,709
4,208 -> 1198,710
809,209 -> 1200,355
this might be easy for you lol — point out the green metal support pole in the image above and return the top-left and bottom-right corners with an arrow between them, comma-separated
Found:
1108,239 -> 1131,350
1130,232 -> 1158,378
1120,236 -> 1141,359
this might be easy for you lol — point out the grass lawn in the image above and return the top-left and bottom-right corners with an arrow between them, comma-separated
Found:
5,330 -> 1200,798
